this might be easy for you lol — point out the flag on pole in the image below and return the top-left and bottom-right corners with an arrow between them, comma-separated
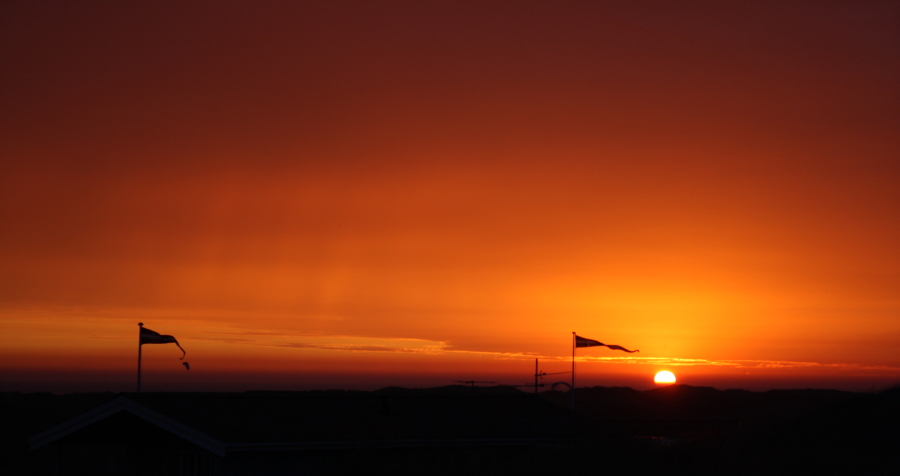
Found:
140,327 -> 186,359
575,335 -> 639,353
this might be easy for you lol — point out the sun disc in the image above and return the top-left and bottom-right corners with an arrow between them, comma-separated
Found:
654,370 -> 676,384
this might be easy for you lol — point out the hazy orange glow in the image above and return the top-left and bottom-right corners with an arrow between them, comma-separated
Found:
1,1 -> 899,392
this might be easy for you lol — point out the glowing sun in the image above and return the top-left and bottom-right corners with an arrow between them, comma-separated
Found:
654,371 -> 676,385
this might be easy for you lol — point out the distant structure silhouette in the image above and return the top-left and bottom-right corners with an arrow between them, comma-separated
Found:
456,380 -> 496,389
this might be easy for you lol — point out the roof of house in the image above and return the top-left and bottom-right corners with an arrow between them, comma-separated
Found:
29,387 -> 594,456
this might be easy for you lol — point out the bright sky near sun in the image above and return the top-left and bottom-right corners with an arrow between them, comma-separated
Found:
1,1 -> 899,392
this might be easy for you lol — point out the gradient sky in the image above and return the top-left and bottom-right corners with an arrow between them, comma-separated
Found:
2,1 -> 899,392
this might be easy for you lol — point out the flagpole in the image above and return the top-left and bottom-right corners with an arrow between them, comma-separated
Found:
137,322 -> 143,393
571,331 -> 575,411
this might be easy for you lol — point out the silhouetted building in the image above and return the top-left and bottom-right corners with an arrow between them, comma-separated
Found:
27,389 -> 595,475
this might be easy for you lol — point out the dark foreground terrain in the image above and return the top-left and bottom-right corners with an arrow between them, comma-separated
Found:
1,384 -> 898,475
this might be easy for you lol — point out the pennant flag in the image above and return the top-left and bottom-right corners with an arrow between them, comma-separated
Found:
575,335 -> 639,353
140,327 -> 186,359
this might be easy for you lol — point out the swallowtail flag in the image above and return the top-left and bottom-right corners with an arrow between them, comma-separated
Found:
575,335 -> 639,353
140,327 -> 186,359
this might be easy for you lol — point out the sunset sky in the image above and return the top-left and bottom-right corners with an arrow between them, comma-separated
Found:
2,1 -> 898,393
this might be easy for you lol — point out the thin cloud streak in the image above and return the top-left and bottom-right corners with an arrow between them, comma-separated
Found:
209,336 -> 900,374
89,329 -> 900,375
574,356 -> 900,374
197,333 -> 452,354
194,333 -> 900,375
273,342 -> 446,354
202,334 -> 541,359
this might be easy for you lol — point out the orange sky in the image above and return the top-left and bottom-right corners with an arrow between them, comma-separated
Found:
2,1 -> 899,392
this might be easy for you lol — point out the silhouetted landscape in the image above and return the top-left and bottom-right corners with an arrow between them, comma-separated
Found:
2,384 -> 897,475
4,2 -> 900,474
